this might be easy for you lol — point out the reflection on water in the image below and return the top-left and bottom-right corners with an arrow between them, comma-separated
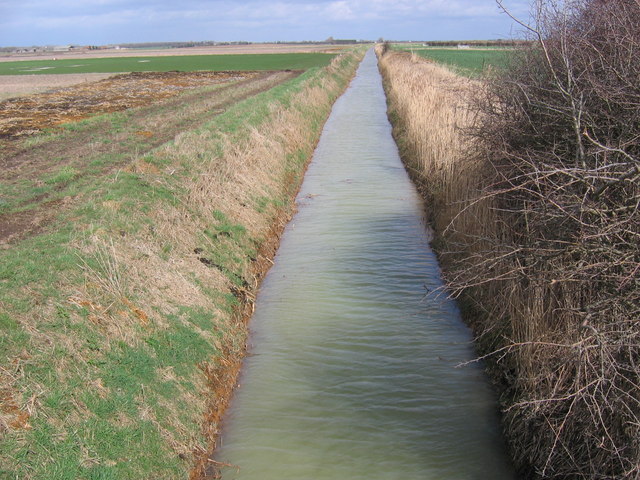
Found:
215,49 -> 514,480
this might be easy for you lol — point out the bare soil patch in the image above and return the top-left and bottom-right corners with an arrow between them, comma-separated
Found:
0,71 -> 253,139
0,73 -> 114,101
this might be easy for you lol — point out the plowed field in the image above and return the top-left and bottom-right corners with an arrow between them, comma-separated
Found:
0,70 -> 253,138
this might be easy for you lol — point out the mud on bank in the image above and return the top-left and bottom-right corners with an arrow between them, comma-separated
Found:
0,48 -> 365,479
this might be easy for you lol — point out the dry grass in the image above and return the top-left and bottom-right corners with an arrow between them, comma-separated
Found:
377,43 -> 541,478
378,48 -> 562,360
377,48 -> 497,258
86,74 -> 334,467
378,18 -> 640,476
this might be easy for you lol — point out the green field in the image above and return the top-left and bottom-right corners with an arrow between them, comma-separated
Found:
395,46 -> 512,76
0,53 -> 336,75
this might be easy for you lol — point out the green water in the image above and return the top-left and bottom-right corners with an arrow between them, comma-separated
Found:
214,49 -> 514,480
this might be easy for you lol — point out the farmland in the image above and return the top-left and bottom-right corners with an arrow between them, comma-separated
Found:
0,53 -> 336,76
0,70 -> 262,139
393,45 -> 511,76
0,47 -> 366,479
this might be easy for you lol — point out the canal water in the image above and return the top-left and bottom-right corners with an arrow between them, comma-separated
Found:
215,49 -> 514,479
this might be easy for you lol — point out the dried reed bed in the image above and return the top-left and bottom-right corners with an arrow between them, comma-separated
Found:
376,48 -> 497,261
377,44 -> 545,477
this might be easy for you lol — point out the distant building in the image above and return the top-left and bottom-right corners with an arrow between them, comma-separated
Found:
457,44 -> 471,49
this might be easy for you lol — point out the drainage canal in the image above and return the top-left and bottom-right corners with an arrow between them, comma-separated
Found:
214,49 -> 514,479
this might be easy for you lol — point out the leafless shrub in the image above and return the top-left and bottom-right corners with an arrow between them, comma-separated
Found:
456,0 -> 640,477
379,1 -> 639,476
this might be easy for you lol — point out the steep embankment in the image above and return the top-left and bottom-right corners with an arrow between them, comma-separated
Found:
0,48 -> 365,479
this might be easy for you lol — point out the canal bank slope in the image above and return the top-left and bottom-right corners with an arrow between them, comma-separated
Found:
0,48 -> 364,479
376,44 -> 525,477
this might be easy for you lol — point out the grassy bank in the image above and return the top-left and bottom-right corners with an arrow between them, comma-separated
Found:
0,47 -> 365,479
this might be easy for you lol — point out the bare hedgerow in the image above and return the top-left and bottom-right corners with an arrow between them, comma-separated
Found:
378,3 -> 638,476
451,0 -> 640,478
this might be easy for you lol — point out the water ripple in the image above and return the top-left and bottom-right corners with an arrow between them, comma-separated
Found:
217,49 -> 514,480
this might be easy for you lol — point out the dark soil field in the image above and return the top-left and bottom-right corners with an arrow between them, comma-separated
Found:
0,71 -> 257,139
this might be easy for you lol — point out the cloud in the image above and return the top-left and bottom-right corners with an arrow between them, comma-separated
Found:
0,0 -> 532,45
325,1 -> 356,20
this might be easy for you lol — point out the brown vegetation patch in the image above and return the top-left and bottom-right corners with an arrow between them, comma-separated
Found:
376,48 -> 486,240
0,71 -> 253,139
0,197 -> 73,245
0,351 -> 33,433
379,0 -> 640,473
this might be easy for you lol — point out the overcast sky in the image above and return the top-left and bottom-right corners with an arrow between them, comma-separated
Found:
0,0 -> 531,47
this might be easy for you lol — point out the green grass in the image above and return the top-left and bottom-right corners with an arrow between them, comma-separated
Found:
0,173 -> 223,479
0,47 -> 366,479
395,47 -> 512,76
0,53 -> 336,76
44,166 -> 80,185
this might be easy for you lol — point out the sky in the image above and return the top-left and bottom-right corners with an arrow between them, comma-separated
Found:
0,0 -> 531,47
